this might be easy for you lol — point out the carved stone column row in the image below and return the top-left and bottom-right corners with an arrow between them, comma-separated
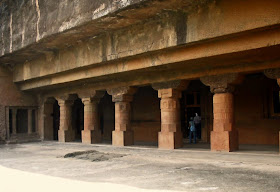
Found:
41,68 -> 279,152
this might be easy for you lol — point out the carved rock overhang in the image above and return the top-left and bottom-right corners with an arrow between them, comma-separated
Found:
0,0 -> 206,67
18,25 -> 280,96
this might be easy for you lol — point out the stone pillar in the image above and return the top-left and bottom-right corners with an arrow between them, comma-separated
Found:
201,73 -> 242,152
107,87 -> 137,146
78,91 -> 105,144
28,109 -> 32,134
12,108 -> 17,135
264,68 -> 280,152
35,109 -> 38,134
57,97 -> 74,142
153,80 -> 189,149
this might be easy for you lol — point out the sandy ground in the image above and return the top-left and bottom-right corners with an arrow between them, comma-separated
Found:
0,142 -> 279,192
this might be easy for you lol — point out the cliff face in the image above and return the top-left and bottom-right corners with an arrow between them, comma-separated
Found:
0,0 -> 148,60
1,0 -> 206,66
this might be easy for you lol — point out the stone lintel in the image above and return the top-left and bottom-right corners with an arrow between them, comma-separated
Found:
200,73 -> 243,94
152,80 -> 189,91
107,87 -> 137,102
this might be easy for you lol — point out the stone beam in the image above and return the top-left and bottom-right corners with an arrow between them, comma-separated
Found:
15,26 -> 280,91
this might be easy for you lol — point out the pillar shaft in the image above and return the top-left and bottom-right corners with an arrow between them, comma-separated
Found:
28,109 -> 32,134
211,93 -> 238,151
58,99 -> 74,142
115,101 -> 131,131
81,98 -> 101,144
112,101 -> 133,146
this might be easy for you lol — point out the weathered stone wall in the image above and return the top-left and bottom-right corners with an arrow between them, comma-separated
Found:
235,75 -> 280,145
0,66 -> 37,141
12,0 -> 280,91
0,0 -> 145,56
12,11 -> 178,82
187,0 -> 280,42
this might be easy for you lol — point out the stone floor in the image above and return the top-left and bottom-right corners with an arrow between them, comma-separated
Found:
0,141 -> 279,192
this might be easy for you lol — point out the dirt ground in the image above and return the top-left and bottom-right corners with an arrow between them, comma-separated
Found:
0,142 -> 279,192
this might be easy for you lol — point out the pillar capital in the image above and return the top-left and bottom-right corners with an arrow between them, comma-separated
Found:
44,97 -> 56,105
152,80 -> 189,99
55,94 -> 76,105
264,68 -> 280,79
78,90 -> 105,102
200,73 -> 243,94
107,86 -> 137,102
264,68 -> 280,87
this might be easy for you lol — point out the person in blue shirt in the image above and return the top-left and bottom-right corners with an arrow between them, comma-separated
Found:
189,117 -> 196,144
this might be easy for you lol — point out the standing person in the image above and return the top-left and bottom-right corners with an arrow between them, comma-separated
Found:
189,117 -> 196,144
194,113 -> 201,140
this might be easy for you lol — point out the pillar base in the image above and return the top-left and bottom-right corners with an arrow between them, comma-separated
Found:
58,130 -> 74,142
211,130 -> 238,152
158,131 -> 182,149
112,130 -> 134,146
82,130 -> 102,144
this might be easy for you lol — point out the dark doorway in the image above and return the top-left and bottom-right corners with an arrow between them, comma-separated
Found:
9,109 -> 12,134
16,109 -> 28,133
72,98 -> 84,141
99,93 -> 114,142
181,80 -> 211,142
131,86 -> 160,146
53,100 -> 60,140
32,110 -> 36,133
